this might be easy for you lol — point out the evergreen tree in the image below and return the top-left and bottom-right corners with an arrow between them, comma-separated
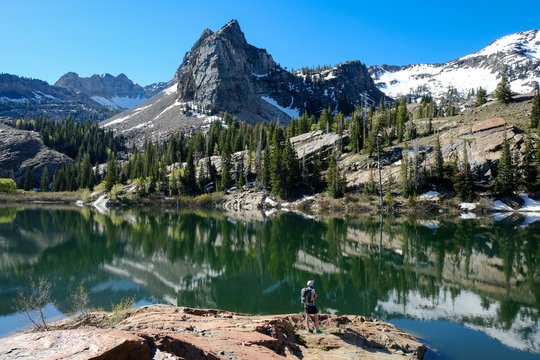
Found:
434,136 -> 444,180
262,148 -> 271,190
23,167 -> 32,190
454,144 -> 473,201
494,129 -> 514,195
220,143 -> 233,191
270,128 -> 285,197
396,100 -> 408,142
79,155 -> 92,189
40,167 -> 50,192
520,129 -> 536,191
182,149 -> 198,194
104,153 -> 118,192
399,143 -> 411,196
282,138 -> 299,197
475,87 -> 487,107
349,108 -> 363,153
530,89 -> 540,129
326,148 -> 345,198
495,76 -> 512,104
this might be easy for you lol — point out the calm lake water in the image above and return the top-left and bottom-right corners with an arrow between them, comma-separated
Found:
0,206 -> 539,359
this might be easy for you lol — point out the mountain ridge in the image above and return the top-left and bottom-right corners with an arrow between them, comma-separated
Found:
102,19 -> 387,145
368,29 -> 540,99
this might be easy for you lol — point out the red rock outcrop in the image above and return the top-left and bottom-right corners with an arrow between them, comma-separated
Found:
0,305 -> 426,360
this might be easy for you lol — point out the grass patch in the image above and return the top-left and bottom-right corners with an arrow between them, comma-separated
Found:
0,190 -> 83,204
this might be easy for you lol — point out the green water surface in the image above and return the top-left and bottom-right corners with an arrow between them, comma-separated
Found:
0,206 -> 539,359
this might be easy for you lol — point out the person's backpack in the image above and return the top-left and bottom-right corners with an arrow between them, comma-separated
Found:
301,287 -> 312,305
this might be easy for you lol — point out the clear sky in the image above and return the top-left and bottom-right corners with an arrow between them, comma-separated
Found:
1,0 -> 539,86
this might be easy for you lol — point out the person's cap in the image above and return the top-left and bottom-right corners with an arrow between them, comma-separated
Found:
307,280 -> 315,287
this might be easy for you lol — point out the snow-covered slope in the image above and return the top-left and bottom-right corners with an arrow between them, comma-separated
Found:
101,82 -> 222,147
369,30 -> 540,99
54,72 -> 169,110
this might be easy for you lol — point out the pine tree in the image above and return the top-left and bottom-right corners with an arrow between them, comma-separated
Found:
520,129 -> 536,191
495,76 -> 512,104
270,128 -> 285,197
494,129 -> 514,195
454,144 -> 473,201
79,155 -> 92,189
220,143 -> 233,191
182,149 -> 197,194
262,147 -> 271,190
40,167 -> 50,192
397,100 -> 408,142
530,89 -> 540,129
434,136 -> 444,180
399,143 -> 410,196
282,138 -> 299,197
104,153 -> 118,192
475,87 -> 487,107
23,167 -> 32,191
326,148 -> 345,198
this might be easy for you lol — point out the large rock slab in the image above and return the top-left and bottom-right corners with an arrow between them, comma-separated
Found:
290,130 -> 348,160
0,305 -> 426,360
0,328 -> 151,360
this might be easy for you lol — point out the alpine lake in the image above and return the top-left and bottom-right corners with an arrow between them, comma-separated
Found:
1,205 -> 539,360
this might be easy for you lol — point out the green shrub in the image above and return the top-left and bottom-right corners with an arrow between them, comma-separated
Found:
0,178 -> 17,193
109,297 -> 135,325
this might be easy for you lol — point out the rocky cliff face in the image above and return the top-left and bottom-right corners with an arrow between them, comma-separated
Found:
369,30 -> 540,99
55,72 -> 149,109
102,20 -> 387,144
175,19 -> 386,123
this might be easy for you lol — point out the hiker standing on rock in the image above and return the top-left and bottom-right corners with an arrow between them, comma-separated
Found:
301,280 -> 321,333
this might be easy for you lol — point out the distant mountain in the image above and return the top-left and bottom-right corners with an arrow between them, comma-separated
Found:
143,80 -> 174,98
369,30 -> 540,99
0,73 -> 118,120
102,19 -> 387,145
55,72 -> 149,109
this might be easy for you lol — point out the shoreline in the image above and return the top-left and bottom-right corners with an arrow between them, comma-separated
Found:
0,188 -> 537,218
0,304 -> 427,359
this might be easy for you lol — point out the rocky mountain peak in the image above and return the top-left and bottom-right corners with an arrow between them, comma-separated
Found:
55,72 -> 148,109
214,19 -> 247,47
191,28 -> 214,51
103,20 -> 387,144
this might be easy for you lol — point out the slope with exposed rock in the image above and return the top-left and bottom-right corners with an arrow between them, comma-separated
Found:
102,20 -> 387,145
0,118 -> 72,186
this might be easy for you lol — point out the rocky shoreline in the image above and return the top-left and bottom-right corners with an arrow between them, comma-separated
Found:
0,304 -> 426,360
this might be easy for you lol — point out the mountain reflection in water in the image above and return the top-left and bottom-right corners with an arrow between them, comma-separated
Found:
0,207 -> 539,357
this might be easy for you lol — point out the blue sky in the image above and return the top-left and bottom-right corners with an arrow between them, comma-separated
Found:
1,0 -> 539,86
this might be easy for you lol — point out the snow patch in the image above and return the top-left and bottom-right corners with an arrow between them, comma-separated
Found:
518,194 -> 540,212
418,191 -> 440,200
261,96 -> 300,118
492,200 -> 514,212
460,202 -> 477,211
264,197 -> 277,207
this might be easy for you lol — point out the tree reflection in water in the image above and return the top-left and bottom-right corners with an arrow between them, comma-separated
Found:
0,207 -> 539,352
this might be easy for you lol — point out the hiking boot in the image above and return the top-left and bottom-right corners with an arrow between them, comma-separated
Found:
307,328 -> 313,333
316,329 -> 322,334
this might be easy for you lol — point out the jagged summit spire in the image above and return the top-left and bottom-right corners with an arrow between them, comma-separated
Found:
191,27 -> 214,51
214,19 -> 247,47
